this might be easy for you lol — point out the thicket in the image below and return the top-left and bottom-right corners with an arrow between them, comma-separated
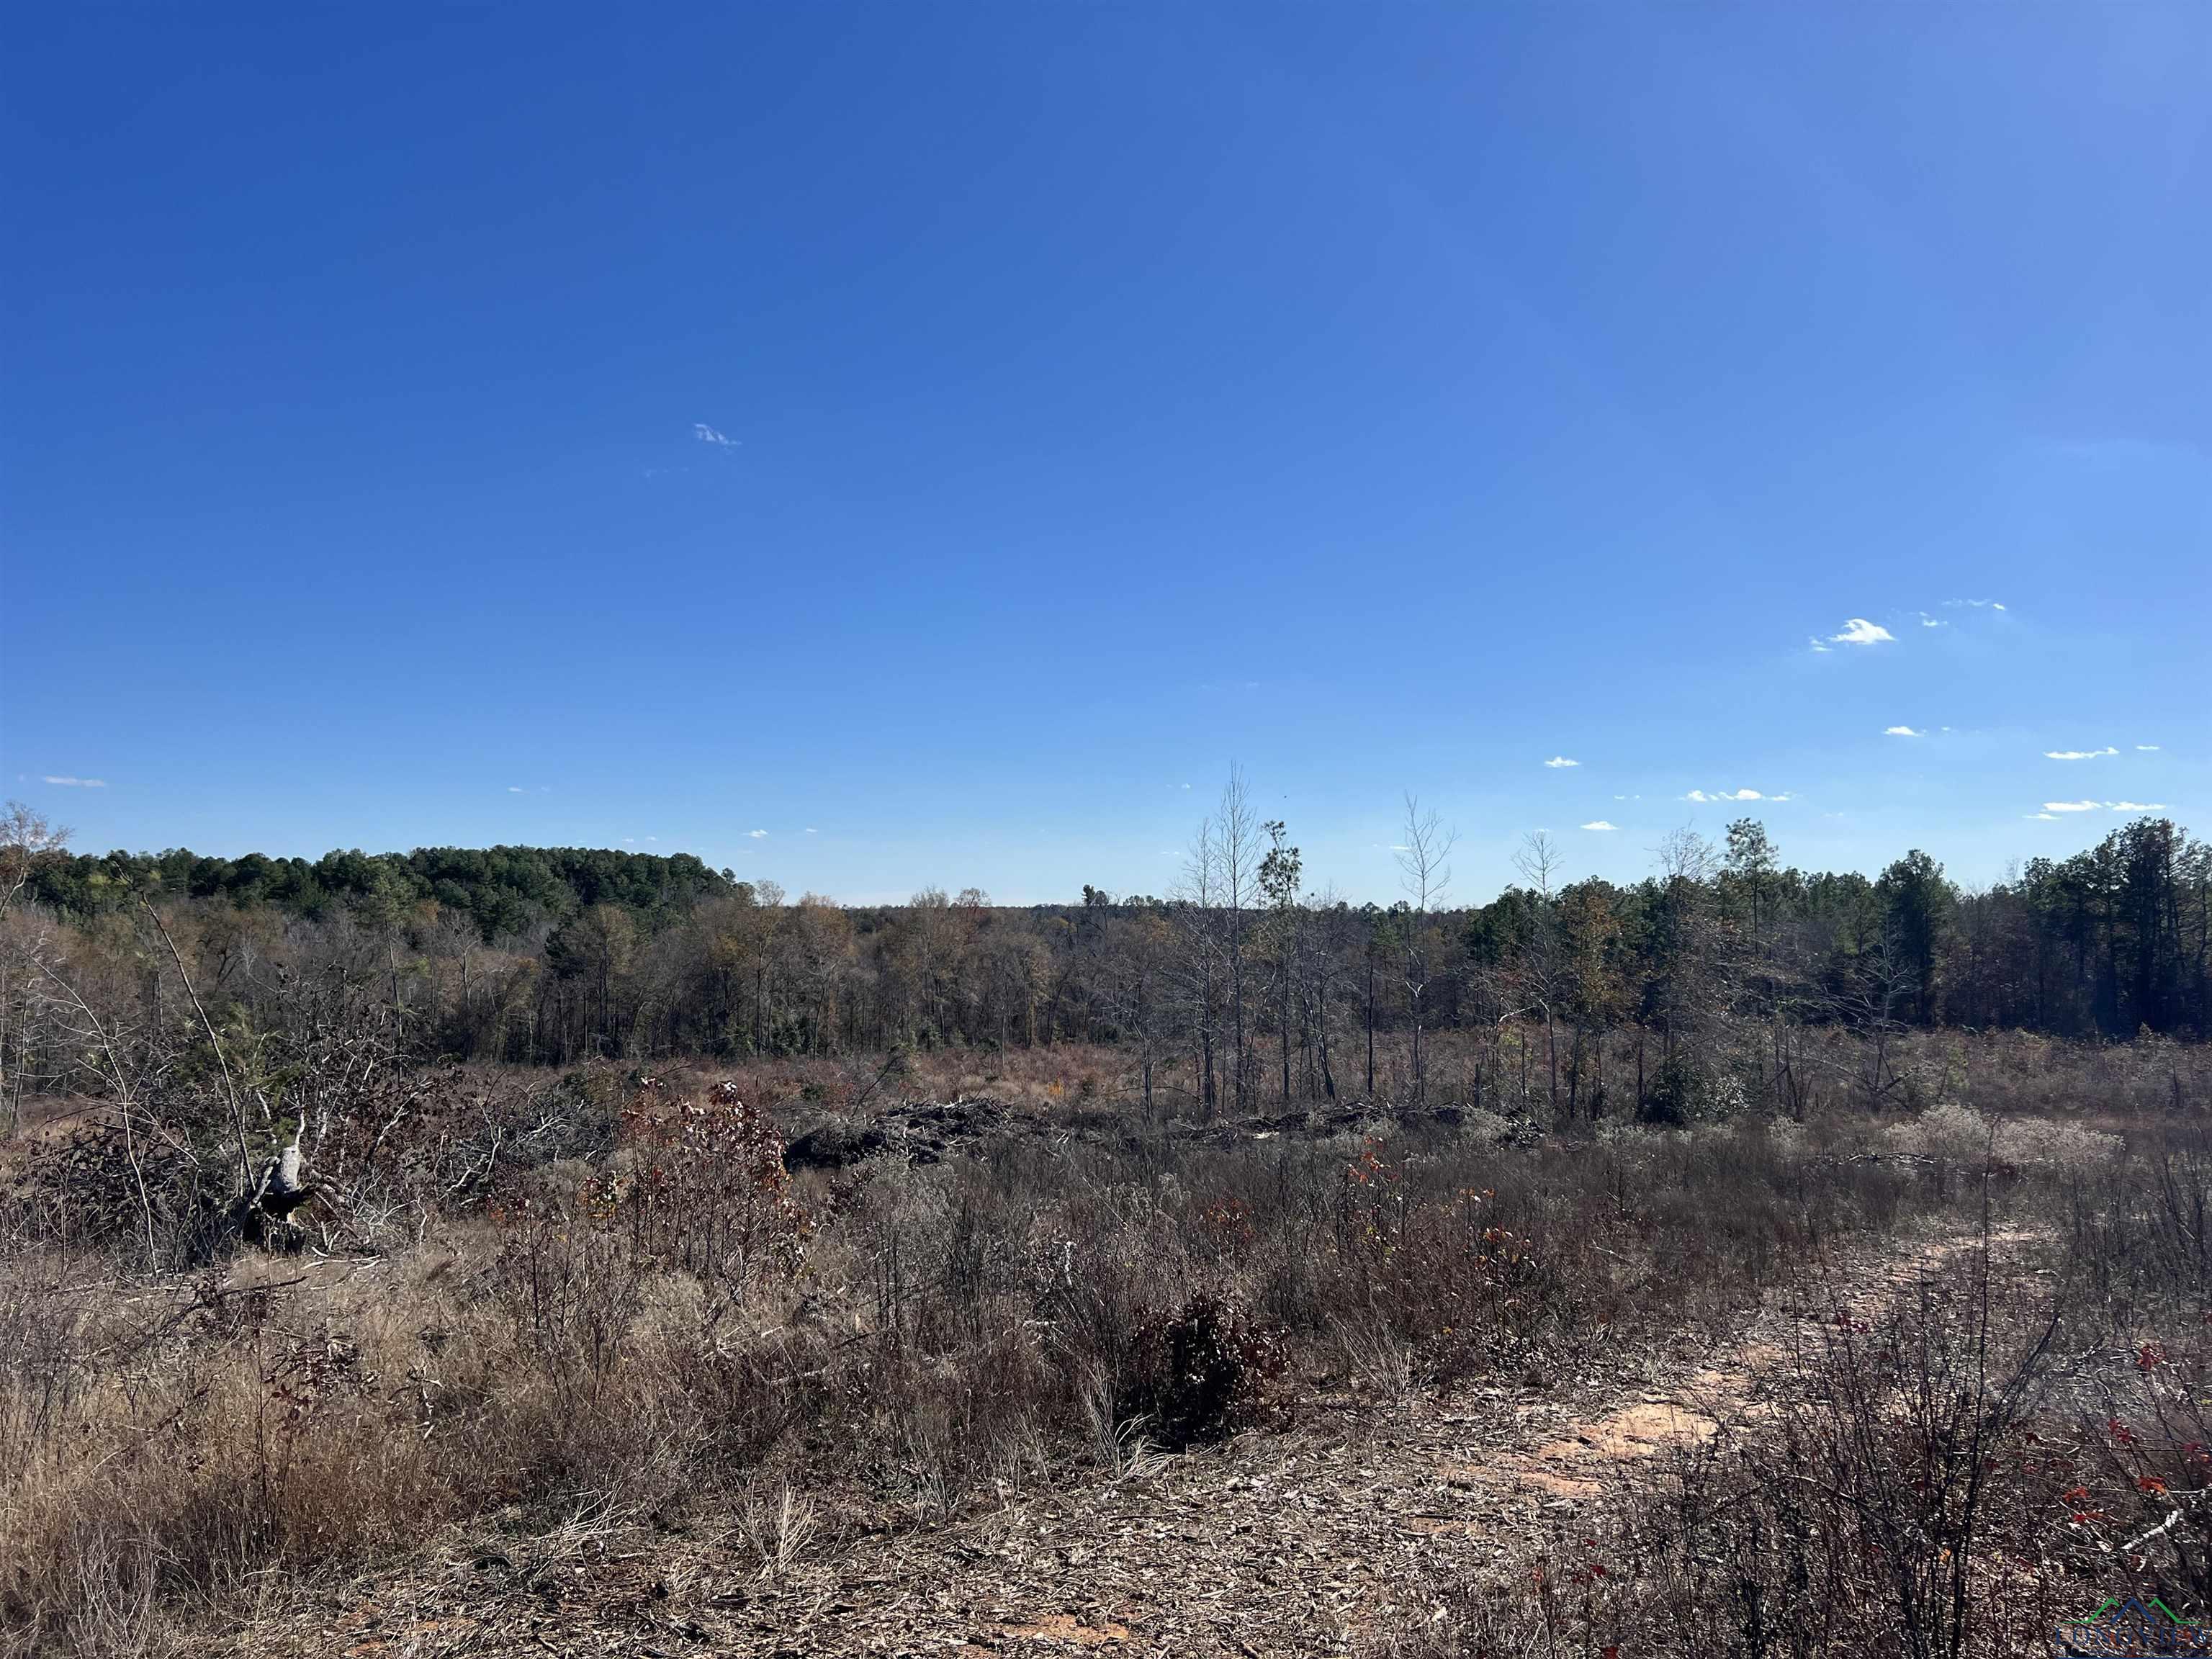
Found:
5,799 -> 2206,1125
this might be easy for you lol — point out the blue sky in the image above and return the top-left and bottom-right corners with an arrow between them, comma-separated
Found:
4,6 -> 2206,904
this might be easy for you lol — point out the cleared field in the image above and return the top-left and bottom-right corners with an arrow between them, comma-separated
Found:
5,1048 -> 2200,1656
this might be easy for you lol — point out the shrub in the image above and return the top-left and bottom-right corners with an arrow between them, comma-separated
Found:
1115,1294 -> 1285,1449
1638,1054 -> 1703,1126
611,1081 -> 809,1293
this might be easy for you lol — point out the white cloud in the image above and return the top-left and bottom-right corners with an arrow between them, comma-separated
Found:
1919,616 -> 1944,629
693,423 -> 739,448
2044,801 -> 2102,812
804,827 -> 818,834
1580,820 -> 1617,832
1544,756 -> 1580,768
41,775 -> 105,788
2024,812 -> 2060,821
2110,801 -> 2168,813
1884,726 -> 1923,737
2137,745 -> 2162,752
507,786 -> 526,793
1827,618 -> 1894,646
1944,598 -> 2006,611
2044,747 -> 2118,760
1807,637 -> 1833,654
747,829 -> 769,839
1684,787 -> 1784,804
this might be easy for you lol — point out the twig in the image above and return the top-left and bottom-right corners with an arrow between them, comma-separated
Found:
2119,1507 -> 2185,1554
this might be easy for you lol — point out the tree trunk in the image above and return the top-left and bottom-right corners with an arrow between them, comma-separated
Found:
1364,961 -> 1375,1097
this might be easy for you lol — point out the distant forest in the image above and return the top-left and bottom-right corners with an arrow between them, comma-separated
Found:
7,783 -> 2206,1112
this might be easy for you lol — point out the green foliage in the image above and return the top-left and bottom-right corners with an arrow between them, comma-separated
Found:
24,842 -> 734,942
1638,1053 -> 1703,1125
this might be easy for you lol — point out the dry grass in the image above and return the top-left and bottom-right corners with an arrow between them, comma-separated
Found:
1387,1118 -> 2212,1659
1,1036 -> 2205,1655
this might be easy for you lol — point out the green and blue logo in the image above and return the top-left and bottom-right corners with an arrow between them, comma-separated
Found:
2055,1596 -> 2212,1655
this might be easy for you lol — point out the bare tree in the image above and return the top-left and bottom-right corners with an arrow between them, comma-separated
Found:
1395,793 -> 1457,1107
1512,831 -> 1568,1116
1172,770 -> 1266,1115
1216,770 -> 1262,1110
1109,902 -> 1174,1115
1176,813 -> 1225,1116
1655,824 -> 1721,885
1303,887 -> 1353,1102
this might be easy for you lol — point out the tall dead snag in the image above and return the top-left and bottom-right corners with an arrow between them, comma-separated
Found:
1395,793 -> 1456,1108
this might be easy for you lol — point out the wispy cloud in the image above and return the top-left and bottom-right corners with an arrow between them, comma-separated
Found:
2024,812 -> 2060,821
1826,618 -> 1895,647
1917,614 -> 1945,629
1944,598 -> 2007,611
507,786 -> 526,793
1884,726 -> 1924,737
2137,745 -> 2162,752
2111,801 -> 2168,813
1580,820 -> 1617,832
804,827 -> 818,835
1683,788 -> 1775,803
41,775 -> 105,788
2044,801 -> 2102,812
747,829 -> 769,839
1544,756 -> 1580,769
2044,747 -> 2118,760
693,423 -> 740,449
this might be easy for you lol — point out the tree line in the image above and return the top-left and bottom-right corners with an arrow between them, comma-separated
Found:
3,788 -> 2206,1130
